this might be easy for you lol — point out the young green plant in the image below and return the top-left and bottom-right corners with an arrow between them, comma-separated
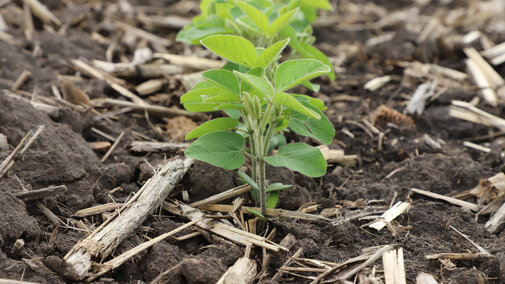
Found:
177,0 -> 335,85
182,35 -> 334,216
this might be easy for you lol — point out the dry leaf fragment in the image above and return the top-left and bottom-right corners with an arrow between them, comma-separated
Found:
373,105 -> 414,127
166,116 -> 198,142
60,81 -> 90,106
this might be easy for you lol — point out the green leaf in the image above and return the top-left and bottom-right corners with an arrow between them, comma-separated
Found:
274,118 -> 289,132
200,0 -> 213,14
268,8 -> 298,36
180,82 -> 218,103
215,2 -> 234,19
185,118 -> 239,140
288,102 -> 334,144
201,35 -> 257,67
224,109 -> 241,119
266,183 -> 292,192
247,208 -> 266,220
205,91 -> 240,103
181,81 -> 239,109
237,1 -> 269,33
287,0 -> 303,10
299,42 -> 335,80
302,0 -> 332,10
202,70 -> 240,95
301,80 -> 320,92
238,170 -> 260,191
185,132 -> 245,170
264,143 -> 326,177
183,27 -> 233,44
273,92 -> 320,119
275,59 -> 330,92
267,133 -> 287,153
257,38 -> 290,68
266,191 -> 279,208
215,103 -> 245,110
292,94 -> 327,111
236,16 -> 264,34
234,71 -> 274,99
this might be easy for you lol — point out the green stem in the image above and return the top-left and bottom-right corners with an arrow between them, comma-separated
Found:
258,159 -> 266,215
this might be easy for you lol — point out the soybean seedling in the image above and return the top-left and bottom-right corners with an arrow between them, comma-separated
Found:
182,35 -> 334,216
176,0 -> 335,86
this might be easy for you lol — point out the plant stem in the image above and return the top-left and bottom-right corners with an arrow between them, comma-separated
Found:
258,159 -> 266,215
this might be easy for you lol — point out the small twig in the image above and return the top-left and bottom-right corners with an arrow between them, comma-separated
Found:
425,253 -> 494,260
449,225 -> 491,255
311,245 -> 393,283
271,248 -> 303,282
129,141 -> 189,152
88,218 -> 201,281
92,98 -> 207,120
14,185 -> 67,201
101,131 -> 125,162
0,125 -> 45,180
149,260 -> 195,284
410,188 -> 480,211
189,184 -> 252,208
74,203 -> 124,218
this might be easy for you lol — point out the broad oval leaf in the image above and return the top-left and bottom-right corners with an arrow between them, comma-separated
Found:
274,59 -> 330,92
257,38 -> 290,68
288,102 -> 334,144
273,92 -> 320,119
299,42 -> 335,80
201,35 -> 257,67
268,8 -> 298,36
237,1 -> 269,33
183,101 -> 244,112
205,91 -> 240,103
234,71 -> 274,99
185,118 -> 239,140
185,131 -> 245,170
264,143 -> 326,177
202,69 -> 240,95
180,82 -> 219,103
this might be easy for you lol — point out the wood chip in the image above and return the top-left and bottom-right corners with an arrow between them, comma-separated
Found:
22,0 -> 61,27
383,248 -> 407,284
485,202 -> 505,234
317,146 -> 357,166
369,201 -> 410,231
416,272 -> 438,284
364,75 -> 391,91
216,257 -> 257,284
88,141 -> 111,152
449,100 -> 505,132
64,158 -> 194,280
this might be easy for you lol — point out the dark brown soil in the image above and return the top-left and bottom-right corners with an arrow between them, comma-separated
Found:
1,0 -> 505,283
